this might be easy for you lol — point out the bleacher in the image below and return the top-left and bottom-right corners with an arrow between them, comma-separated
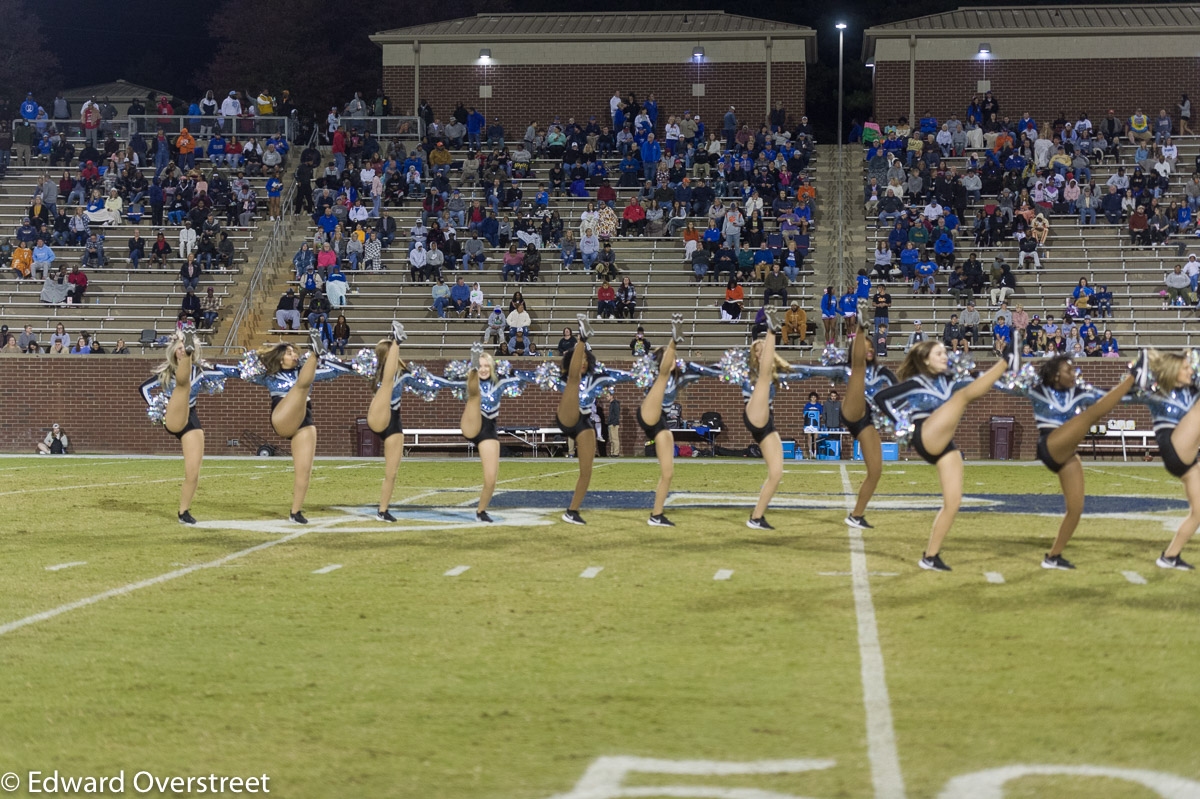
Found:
271,149 -> 822,357
0,156 -> 276,349
861,135 -> 1200,351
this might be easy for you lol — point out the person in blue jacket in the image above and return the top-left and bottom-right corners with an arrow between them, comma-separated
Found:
820,286 -> 838,344
466,107 -> 485,150
898,242 -> 920,281
207,134 -> 227,163
914,253 -> 938,294
855,268 -> 872,300
839,286 -> 860,338
20,93 -> 38,120
933,231 -> 955,269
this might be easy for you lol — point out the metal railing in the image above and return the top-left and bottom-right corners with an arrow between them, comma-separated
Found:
10,115 -> 420,143
221,127 -> 316,350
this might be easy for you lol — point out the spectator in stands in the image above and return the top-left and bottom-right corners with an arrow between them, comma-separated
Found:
613,276 -> 637,319
722,202 -> 745,250
150,231 -> 172,267
199,286 -> 221,329
1129,205 -> 1151,248
1100,329 -> 1120,356
990,262 -> 1016,307
914,251 -> 937,295
431,276 -> 452,318
179,286 -> 201,326
782,301 -> 807,347
447,276 -> 470,317
80,233 -> 106,268
597,243 -> 618,282
1166,265 -> 1196,306
763,263 -> 789,306
904,320 -> 927,351
275,288 -> 301,330
596,281 -> 617,319
507,301 -> 530,336
10,239 -> 32,281
66,264 -> 87,303
501,243 -> 524,283
17,325 -> 38,353
180,255 -> 202,292
721,278 -> 744,322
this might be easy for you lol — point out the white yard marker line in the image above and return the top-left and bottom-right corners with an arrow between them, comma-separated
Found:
0,468 -> 292,498
579,566 -> 604,579
818,571 -> 899,577
0,530 -> 311,638
841,464 -> 907,799
312,564 -> 343,575
1084,466 -> 1162,483
45,561 -> 87,572
984,572 -> 1006,584
1122,570 -> 1148,585
444,565 -> 471,577
713,569 -> 734,581
400,463 -> 615,506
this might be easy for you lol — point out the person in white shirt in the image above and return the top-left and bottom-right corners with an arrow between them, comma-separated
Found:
178,221 -> 197,258
664,117 -> 681,151
922,201 -> 943,221
1183,254 -> 1200,294
1162,138 -> 1179,167
610,91 -> 622,120
219,91 -> 241,119
1154,155 -> 1172,179
327,108 -> 341,137
408,242 -> 428,281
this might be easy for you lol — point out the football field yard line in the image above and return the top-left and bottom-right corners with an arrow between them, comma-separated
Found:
579,566 -> 604,578
0,530 -> 312,638
712,569 -> 734,581
985,572 -> 1006,584
1122,570 -> 1148,585
0,468 -> 293,497
45,562 -> 88,572
312,564 -> 343,574
444,565 -> 471,576
841,464 -> 907,799
397,462 -> 614,506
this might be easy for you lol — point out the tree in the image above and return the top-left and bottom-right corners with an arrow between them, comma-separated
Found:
197,0 -> 510,116
0,0 -> 62,115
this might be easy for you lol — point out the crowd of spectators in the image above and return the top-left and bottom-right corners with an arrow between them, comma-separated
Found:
858,92 -> 1200,355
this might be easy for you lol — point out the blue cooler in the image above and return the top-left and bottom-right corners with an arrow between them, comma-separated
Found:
781,440 -> 796,459
853,441 -> 900,461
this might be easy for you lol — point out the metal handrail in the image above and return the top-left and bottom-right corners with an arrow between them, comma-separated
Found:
220,127 -> 315,349
11,115 -> 421,142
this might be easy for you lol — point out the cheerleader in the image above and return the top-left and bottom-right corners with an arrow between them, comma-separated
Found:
445,342 -> 539,522
1128,349 -> 1200,569
363,321 -> 417,523
872,341 -> 1009,571
998,347 -> 1134,568
841,310 -> 897,530
138,327 -> 226,524
557,314 -> 635,525
219,329 -> 353,523
638,315 -> 694,527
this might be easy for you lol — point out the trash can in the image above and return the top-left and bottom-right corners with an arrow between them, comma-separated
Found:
990,416 -> 1015,460
355,417 -> 380,458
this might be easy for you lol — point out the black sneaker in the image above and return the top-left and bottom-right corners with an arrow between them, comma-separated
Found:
290,511 -> 308,525
476,510 -> 493,523
1041,553 -> 1076,570
561,509 -> 587,525
648,513 -> 675,527
746,516 -> 775,530
1156,551 -> 1195,570
178,510 -> 196,525
376,510 -> 397,523
844,514 -> 874,530
1130,350 -> 1152,392
919,552 -> 952,571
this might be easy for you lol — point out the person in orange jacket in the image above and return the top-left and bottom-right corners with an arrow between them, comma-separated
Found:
175,128 -> 196,170
10,240 -> 32,280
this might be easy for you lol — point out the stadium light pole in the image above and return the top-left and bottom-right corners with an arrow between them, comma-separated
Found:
836,23 -> 847,290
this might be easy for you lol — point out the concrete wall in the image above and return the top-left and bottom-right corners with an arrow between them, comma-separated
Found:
0,357 -> 1151,461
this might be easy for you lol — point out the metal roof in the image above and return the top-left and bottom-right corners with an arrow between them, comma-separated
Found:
866,4 -> 1200,33
373,11 -> 813,40
61,79 -> 175,101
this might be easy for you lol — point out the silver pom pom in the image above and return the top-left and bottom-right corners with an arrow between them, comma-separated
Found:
494,359 -> 513,378
997,363 -> 1039,392
947,351 -> 976,383
534,361 -> 563,391
238,351 -> 265,381
444,359 -> 470,381
501,382 -> 523,398
891,408 -> 915,447
403,364 -> 441,402
717,348 -> 749,386
821,345 -> 848,366
196,373 -> 225,395
592,360 -> 606,375
632,354 -> 659,390
146,393 -> 168,425
351,347 -> 378,379
1072,366 -> 1093,393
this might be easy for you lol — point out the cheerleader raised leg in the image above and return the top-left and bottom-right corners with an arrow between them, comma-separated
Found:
841,304 -> 897,529
366,321 -> 409,522
746,308 -> 786,529
640,315 -> 689,527
558,316 -> 597,525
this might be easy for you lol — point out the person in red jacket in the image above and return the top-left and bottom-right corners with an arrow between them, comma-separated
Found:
331,126 -> 347,173
597,280 -> 617,318
620,197 -> 646,236
67,264 -> 88,303
597,181 -> 617,208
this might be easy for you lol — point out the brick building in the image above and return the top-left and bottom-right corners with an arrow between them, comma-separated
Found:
863,5 -> 1200,130
371,11 -> 815,138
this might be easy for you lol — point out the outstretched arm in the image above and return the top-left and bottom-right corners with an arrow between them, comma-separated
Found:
785,364 -> 850,383
138,375 -> 160,406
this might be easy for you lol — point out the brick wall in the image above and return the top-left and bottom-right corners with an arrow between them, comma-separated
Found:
384,62 -> 806,138
0,357 -> 1149,461
873,57 -> 1200,129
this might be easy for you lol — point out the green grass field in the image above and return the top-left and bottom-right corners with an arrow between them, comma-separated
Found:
1,455 -> 1198,799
